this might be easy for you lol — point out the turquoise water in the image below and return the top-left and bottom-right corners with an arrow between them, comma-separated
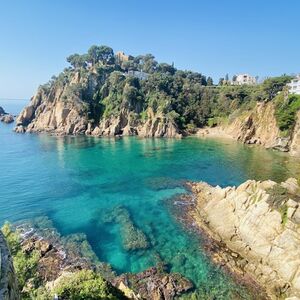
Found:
1,100 -> 300,298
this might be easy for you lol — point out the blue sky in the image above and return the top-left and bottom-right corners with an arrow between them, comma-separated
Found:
0,0 -> 299,99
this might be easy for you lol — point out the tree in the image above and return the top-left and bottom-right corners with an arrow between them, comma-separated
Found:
157,63 -> 176,75
225,74 -> 229,81
262,75 -> 293,100
232,75 -> 237,82
87,45 -> 114,65
218,78 -> 224,86
67,54 -> 87,69
207,77 -> 213,86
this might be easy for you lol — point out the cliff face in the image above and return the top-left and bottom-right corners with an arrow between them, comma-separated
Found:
0,232 -> 19,300
198,101 -> 300,156
15,70 -> 181,138
290,111 -> 300,156
189,178 -> 300,299
225,102 -> 286,150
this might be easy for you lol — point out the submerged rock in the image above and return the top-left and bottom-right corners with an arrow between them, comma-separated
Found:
104,206 -> 149,251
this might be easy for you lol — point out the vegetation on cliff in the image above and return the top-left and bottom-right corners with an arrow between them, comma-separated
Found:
25,44 -> 295,134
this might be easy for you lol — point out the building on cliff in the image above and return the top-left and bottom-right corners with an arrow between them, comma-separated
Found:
287,75 -> 300,95
125,70 -> 149,80
116,51 -> 130,64
232,73 -> 257,85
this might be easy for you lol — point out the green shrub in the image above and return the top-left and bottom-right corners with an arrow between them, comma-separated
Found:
275,94 -> 300,135
53,270 -> 124,300
279,204 -> 288,226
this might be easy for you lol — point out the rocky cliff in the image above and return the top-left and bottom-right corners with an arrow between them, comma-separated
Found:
0,232 -> 19,300
15,70 -> 181,138
197,101 -> 300,156
186,178 -> 300,299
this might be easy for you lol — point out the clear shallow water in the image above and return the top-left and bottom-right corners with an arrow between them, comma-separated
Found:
1,100 -> 300,298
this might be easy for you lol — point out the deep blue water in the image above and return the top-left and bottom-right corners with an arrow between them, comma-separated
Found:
1,99 -> 300,298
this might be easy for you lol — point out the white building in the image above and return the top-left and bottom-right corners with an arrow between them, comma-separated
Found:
232,74 -> 256,85
287,76 -> 300,95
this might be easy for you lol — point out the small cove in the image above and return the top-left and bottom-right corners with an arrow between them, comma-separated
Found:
1,100 -> 300,298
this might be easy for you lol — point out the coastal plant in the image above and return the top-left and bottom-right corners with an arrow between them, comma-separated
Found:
266,185 -> 290,226
279,204 -> 288,226
53,270 -> 124,300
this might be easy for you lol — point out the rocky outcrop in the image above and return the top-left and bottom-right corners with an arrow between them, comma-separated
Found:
91,108 -> 181,138
0,114 -> 14,124
225,102 -> 282,149
0,106 -> 14,124
197,101 -> 300,155
0,232 -> 20,300
114,267 -> 193,300
186,178 -> 300,299
15,71 -> 181,138
15,85 -> 90,135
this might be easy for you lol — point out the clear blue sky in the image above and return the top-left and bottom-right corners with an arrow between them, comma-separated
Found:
1,0 -> 299,99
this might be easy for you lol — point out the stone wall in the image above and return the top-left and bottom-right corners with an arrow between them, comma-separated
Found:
0,232 -> 19,300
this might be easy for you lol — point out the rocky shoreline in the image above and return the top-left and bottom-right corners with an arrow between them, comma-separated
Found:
173,178 -> 300,299
2,217 -> 193,300
170,193 -> 270,300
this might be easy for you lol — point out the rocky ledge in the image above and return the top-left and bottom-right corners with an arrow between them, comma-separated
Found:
179,178 -> 300,299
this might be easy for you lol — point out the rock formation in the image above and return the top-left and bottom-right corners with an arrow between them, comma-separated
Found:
0,232 -> 20,300
197,101 -> 300,156
0,114 -> 14,124
15,70 -> 181,138
113,267 -> 193,300
186,178 -> 300,299
0,106 -> 14,124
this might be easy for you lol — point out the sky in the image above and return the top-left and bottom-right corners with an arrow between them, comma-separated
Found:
0,0 -> 300,99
